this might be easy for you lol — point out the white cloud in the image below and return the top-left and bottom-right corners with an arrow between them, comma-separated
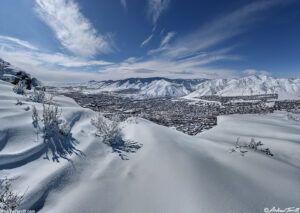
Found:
160,31 -> 176,47
98,53 -> 237,80
0,35 -> 114,82
140,34 -> 154,47
35,0 -> 112,58
147,0 -> 170,25
0,34 -> 239,81
0,35 -> 38,50
36,53 -> 112,67
157,0 -> 291,60
146,31 -> 175,54
242,69 -> 270,76
120,0 -> 127,9
1,0 -> 289,82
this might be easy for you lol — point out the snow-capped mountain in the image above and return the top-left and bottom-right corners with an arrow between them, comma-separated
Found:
2,58 -> 299,100
185,75 -> 300,100
74,77 -> 208,98
66,75 -> 300,100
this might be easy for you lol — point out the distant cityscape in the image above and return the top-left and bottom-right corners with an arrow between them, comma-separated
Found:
62,91 -> 300,135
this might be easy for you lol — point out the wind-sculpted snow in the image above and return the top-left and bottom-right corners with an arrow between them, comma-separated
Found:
40,114 -> 300,213
0,80 -> 300,213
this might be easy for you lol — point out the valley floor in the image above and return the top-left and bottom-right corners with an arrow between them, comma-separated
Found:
0,80 -> 300,213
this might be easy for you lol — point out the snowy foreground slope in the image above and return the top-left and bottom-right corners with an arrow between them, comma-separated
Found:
1,80 -> 300,213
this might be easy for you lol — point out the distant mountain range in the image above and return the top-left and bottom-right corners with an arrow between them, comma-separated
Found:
82,77 -> 207,97
76,75 -> 300,100
185,75 -> 300,100
1,58 -> 299,100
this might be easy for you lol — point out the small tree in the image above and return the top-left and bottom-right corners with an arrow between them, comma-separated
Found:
13,80 -> 26,95
91,113 -> 124,146
0,177 -> 24,211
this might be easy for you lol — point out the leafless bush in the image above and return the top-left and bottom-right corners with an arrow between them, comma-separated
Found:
32,105 -> 39,128
59,121 -> 71,136
34,102 -> 78,162
42,103 -> 62,137
229,137 -> 273,156
0,177 -> 24,211
287,108 -> 300,121
28,89 -> 54,105
91,113 -> 124,146
13,81 -> 26,95
29,88 -> 46,103
288,114 -> 300,121
40,103 -> 72,137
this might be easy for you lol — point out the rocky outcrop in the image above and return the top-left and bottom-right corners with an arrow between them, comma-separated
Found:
0,58 -> 41,89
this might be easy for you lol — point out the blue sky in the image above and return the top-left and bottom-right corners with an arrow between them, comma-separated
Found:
0,0 -> 300,82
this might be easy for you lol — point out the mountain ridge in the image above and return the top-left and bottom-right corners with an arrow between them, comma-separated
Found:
1,58 -> 299,100
77,75 -> 300,100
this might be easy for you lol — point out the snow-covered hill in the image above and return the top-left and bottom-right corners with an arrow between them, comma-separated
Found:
0,58 -> 41,89
1,79 -> 300,212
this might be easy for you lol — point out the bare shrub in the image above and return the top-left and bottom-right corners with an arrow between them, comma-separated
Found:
287,113 -> 300,121
91,113 -> 124,146
28,89 -> 55,105
39,103 -> 72,137
287,108 -> 300,121
33,102 -> 78,162
13,81 -> 26,95
32,105 -> 39,128
42,103 -> 62,137
30,88 -> 46,103
0,177 -> 24,211
229,137 -> 273,157
59,121 -> 71,136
